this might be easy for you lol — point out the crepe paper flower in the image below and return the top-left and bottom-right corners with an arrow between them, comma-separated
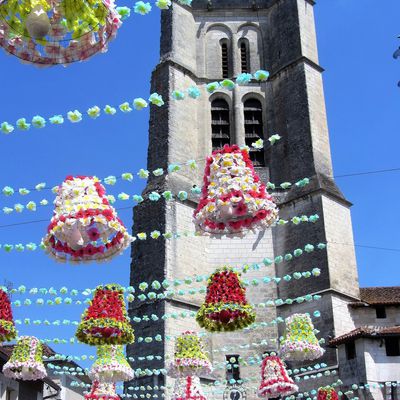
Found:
138,169 -> 150,179
149,93 -> 164,107
150,231 -> 161,239
191,186 -> 201,195
148,292 -> 157,300
187,86 -> 201,99
206,82 -> 220,93
137,294 -> 146,302
156,0 -> 172,9
305,244 -> 315,253
121,173 -> 134,182
133,98 -> 148,110
116,5 -> 131,20
236,73 -> 252,85
252,139 -> 264,149
317,243 -> 326,250
291,216 -> 301,225
118,193 -> 130,201
169,164 -> 182,174
221,79 -> 235,91
40,199 -> 49,206
26,201 -> 37,211
2,186 -> 14,196
178,191 -> 188,201
134,1 -> 152,15
133,195 -> 144,203
15,204 -> 24,212
104,176 -> 117,185
266,182 -> 276,190
1,122 -> 14,134
32,116 -> 46,128
3,207 -> 13,214
309,214 -> 319,223
172,90 -> 185,100
163,232 -> 173,239
139,282 -> 148,292
24,299 -> 32,305
107,195 -> 116,204
149,192 -> 161,201
254,70 -> 270,81
137,233 -> 147,241
263,258 -> 273,266
67,110 -> 83,123
280,182 -> 292,189
274,256 -> 283,264
293,249 -> 303,257
88,106 -> 101,119
277,219 -> 288,226
16,118 -> 31,131
312,268 -> 321,277
269,134 -> 281,145
51,186 -> 59,194
104,105 -> 117,115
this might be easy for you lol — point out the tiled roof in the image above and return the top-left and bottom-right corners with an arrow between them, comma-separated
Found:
330,326 -> 400,346
350,286 -> 400,306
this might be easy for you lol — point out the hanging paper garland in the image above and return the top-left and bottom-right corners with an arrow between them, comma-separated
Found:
0,288 -> 17,342
85,381 -> 120,400
196,267 -> 256,332
89,345 -> 134,383
193,145 -> 278,235
0,0 -> 122,66
172,376 -> 207,400
317,386 -> 339,400
167,331 -> 212,378
76,284 -> 134,346
257,356 -> 298,398
280,313 -> 325,361
43,176 -> 133,263
3,336 -> 47,380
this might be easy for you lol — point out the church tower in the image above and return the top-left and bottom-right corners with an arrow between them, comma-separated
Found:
128,0 -> 361,398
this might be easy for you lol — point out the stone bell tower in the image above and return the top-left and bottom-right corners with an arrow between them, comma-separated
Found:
128,0 -> 361,398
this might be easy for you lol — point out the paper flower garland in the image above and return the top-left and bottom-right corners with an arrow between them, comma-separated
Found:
0,289 -> 17,342
168,331 -> 212,377
193,145 -> 278,235
280,314 -> 325,361
85,381 -> 120,400
317,386 -> 339,400
3,336 -> 47,380
172,376 -> 207,400
257,356 -> 298,398
76,284 -> 134,346
196,267 -> 255,332
0,0 -> 122,66
89,345 -> 134,383
43,176 -> 133,263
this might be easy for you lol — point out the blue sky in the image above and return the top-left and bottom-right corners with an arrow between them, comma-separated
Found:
0,0 -> 398,366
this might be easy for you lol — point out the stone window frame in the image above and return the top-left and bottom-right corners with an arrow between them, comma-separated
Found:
210,93 -> 233,151
238,38 -> 250,74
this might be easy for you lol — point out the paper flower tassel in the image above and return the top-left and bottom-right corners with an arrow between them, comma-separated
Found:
0,0 -> 122,66
76,284 -> 134,346
196,267 -> 256,332
3,336 -> 47,380
168,331 -> 212,377
193,144 -> 278,235
0,289 -> 17,342
89,345 -> 133,383
172,376 -> 207,400
43,176 -> 133,263
279,313 -> 325,361
317,386 -> 339,400
257,356 -> 298,398
85,381 -> 120,400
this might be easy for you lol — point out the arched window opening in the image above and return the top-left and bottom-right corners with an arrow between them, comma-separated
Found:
240,41 -> 249,73
221,42 -> 229,78
244,99 -> 264,166
211,99 -> 230,150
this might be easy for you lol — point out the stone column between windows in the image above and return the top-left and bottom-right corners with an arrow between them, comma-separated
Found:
233,87 -> 245,146
232,33 -> 241,78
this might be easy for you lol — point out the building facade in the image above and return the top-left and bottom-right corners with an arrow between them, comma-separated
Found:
127,1 -> 397,399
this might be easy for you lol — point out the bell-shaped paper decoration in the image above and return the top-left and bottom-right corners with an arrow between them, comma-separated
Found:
196,267 -> 256,332
43,176 -> 133,263
279,314 -> 325,361
193,145 -> 278,235
0,289 -> 17,342
257,356 -> 298,398
172,376 -> 207,400
168,331 -> 212,377
0,0 -> 122,66
3,336 -> 47,380
76,284 -> 134,346
85,381 -> 120,400
317,386 -> 339,400
89,345 -> 134,383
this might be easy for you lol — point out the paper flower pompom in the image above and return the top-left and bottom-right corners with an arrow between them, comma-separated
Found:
254,70 -> 270,81
252,139 -> 264,149
178,191 -> 188,201
206,82 -> 220,93
1,122 -> 14,134
149,93 -> 164,106
3,207 -> 13,214
138,169 -> 149,179
88,106 -> 101,119
172,90 -> 185,100
119,102 -> 133,113
116,6 -> 131,20
67,110 -> 83,123
133,98 -> 148,110
268,134 -> 281,145
15,204 -> 24,212
26,201 -> 37,211
196,267 -> 255,332
187,86 -> 201,99
149,192 -> 161,201
32,116 -> 46,128
76,284 -> 134,346
118,193 -> 130,201
156,0 -> 172,9
104,105 -> 117,115
153,168 -> 164,176
0,289 -> 17,342
2,186 -> 14,196
177,0 -> 192,4
134,1 -> 152,15
221,79 -> 235,91
3,336 -> 47,380
16,118 -> 31,131
121,173 -> 133,181
236,73 -> 252,85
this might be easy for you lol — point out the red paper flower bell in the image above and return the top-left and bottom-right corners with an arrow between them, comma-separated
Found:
0,289 -> 17,342
76,284 -> 134,346
85,381 -> 120,400
317,386 -> 339,400
194,145 -> 278,235
172,376 -> 207,400
196,267 -> 255,332
257,356 -> 298,398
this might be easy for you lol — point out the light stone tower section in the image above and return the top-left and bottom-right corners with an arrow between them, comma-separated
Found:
128,0 -> 361,398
